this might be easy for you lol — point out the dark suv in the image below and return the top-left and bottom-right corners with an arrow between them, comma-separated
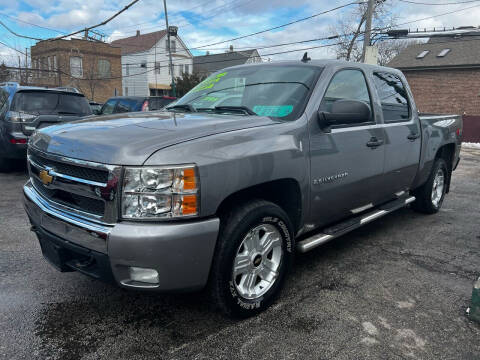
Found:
96,96 -> 176,115
0,83 -> 92,170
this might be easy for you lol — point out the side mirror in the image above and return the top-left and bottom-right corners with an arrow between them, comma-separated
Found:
318,99 -> 371,129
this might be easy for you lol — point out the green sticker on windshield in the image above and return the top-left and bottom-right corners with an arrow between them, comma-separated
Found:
201,96 -> 219,102
253,105 -> 293,117
191,72 -> 227,93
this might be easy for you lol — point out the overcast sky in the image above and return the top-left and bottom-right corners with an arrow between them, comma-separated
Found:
1,0 -> 480,64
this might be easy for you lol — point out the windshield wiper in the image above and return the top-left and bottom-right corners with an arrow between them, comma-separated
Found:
166,104 -> 197,112
56,111 -> 79,115
213,106 -> 257,116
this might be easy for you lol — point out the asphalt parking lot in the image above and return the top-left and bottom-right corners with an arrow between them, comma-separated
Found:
1,148 -> 479,360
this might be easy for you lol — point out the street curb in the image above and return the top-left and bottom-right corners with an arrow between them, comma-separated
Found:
467,277 -> 480,323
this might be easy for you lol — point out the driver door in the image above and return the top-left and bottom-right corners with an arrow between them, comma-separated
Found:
308,69 -> 386,228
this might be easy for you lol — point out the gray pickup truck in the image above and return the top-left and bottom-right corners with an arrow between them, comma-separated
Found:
23,60 -> 462,317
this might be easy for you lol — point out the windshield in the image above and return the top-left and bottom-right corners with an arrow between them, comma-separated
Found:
12,91 -> 92,116
173,65 -> 322,121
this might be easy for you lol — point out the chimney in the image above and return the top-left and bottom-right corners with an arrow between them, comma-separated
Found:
229,45 -> 234,52
136,30 -> 140,36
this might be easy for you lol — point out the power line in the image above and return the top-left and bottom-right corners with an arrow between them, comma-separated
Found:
0,20 -> 42,41
118,0 -> 242,32
381,2 -> 480,30
194,2 -> 363,49
49,0 -> 142,42
107,1 -> 362,59
0,13 -> 66,34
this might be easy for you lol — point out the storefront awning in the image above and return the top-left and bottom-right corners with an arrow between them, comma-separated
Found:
149,83 -> 171,90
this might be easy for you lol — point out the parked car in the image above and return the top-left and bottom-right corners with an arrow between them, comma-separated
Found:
0,83 -> 92,171
89,101 -> 103,114
23,60 -> 462,317
55,87 -> 81,94
96,96 -> 177,115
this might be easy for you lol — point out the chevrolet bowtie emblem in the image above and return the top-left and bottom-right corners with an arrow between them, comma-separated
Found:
39,169 -> 54,185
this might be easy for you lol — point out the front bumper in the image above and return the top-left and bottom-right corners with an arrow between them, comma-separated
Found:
24,181 -> 220,292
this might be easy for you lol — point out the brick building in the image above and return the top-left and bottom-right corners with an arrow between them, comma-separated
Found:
388,33 -> 480,116
30,39 -> 122,102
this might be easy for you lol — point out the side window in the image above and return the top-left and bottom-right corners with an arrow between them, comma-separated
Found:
373,72 -> 410,122
101,99 -> 117,115
320,69 -> 372,123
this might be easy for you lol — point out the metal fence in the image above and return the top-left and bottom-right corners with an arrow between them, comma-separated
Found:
463,116 -> 480,143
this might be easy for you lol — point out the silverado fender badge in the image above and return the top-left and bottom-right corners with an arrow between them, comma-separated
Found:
313,171 -> 349,185
39,169 -> 54,185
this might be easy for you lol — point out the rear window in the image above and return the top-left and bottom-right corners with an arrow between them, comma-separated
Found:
115,98 -> 143,113
12,91 -> 92,116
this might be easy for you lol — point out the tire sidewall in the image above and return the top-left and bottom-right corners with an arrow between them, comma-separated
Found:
429,159 -> 448,211
219,204 -> 294,317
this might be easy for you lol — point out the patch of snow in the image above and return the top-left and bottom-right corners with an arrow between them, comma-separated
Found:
463,142 -> 480,149
362,321 -> 379,336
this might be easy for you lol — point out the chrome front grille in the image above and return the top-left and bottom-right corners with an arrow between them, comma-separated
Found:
27,147 -> 122,225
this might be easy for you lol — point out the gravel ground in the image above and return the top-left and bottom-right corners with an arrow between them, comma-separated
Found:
1,149 -> 479,360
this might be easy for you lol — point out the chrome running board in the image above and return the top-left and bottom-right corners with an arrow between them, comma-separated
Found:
296,196 -> 416,253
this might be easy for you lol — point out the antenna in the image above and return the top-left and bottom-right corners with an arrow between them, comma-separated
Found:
301,52 -> 311,63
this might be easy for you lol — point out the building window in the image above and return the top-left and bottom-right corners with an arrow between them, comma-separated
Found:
47,57 -> 52,77
165,39 -> 176,53
126,64 -> 129,76
416,50 -> 429,59
98,59 -> 111,78
70,56 -> 83,78
184,64 -> 189,74
53,55 -> 57,76
437,48 -> 451,57
125,87 -> 128,96
155,61 -> 160,74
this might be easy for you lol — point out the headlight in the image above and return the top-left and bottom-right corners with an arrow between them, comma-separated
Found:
122,166 -> 199,219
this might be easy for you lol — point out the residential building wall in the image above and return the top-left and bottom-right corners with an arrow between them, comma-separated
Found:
403,68 -> 480,116
120,35 -> 193,97
30,39 -> 122,102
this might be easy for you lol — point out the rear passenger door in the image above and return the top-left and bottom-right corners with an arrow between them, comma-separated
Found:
308,69 -> 386,228
372,72 -> 421,199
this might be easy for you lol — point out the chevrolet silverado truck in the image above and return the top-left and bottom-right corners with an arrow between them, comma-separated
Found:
23,60 -> 462,317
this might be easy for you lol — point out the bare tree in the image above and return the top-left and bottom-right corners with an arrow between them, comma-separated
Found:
329,0 -> 407,64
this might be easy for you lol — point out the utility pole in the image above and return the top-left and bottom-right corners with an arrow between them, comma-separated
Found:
362,0 -> 375,63
163,0 -> 176,97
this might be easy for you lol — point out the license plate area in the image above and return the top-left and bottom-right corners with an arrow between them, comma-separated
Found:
38,236 -> 71,272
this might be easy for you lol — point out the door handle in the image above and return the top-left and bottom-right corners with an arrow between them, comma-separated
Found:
407,133 -> 420,141
366,137 -> 384,148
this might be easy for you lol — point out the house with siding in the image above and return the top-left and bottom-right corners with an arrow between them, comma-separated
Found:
193,47 -> 262,76
111,30 -> 193,96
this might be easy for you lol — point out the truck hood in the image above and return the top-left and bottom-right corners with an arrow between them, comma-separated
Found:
29,111 -> 278,165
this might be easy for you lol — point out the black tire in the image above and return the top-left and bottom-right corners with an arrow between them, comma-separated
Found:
412,158 -> 448,214
210,199 -> 294,318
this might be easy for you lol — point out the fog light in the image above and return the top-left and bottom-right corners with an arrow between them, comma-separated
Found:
129,267 -> 159,284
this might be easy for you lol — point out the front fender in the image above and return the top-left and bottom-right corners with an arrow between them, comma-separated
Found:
145,120 -> 310,218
